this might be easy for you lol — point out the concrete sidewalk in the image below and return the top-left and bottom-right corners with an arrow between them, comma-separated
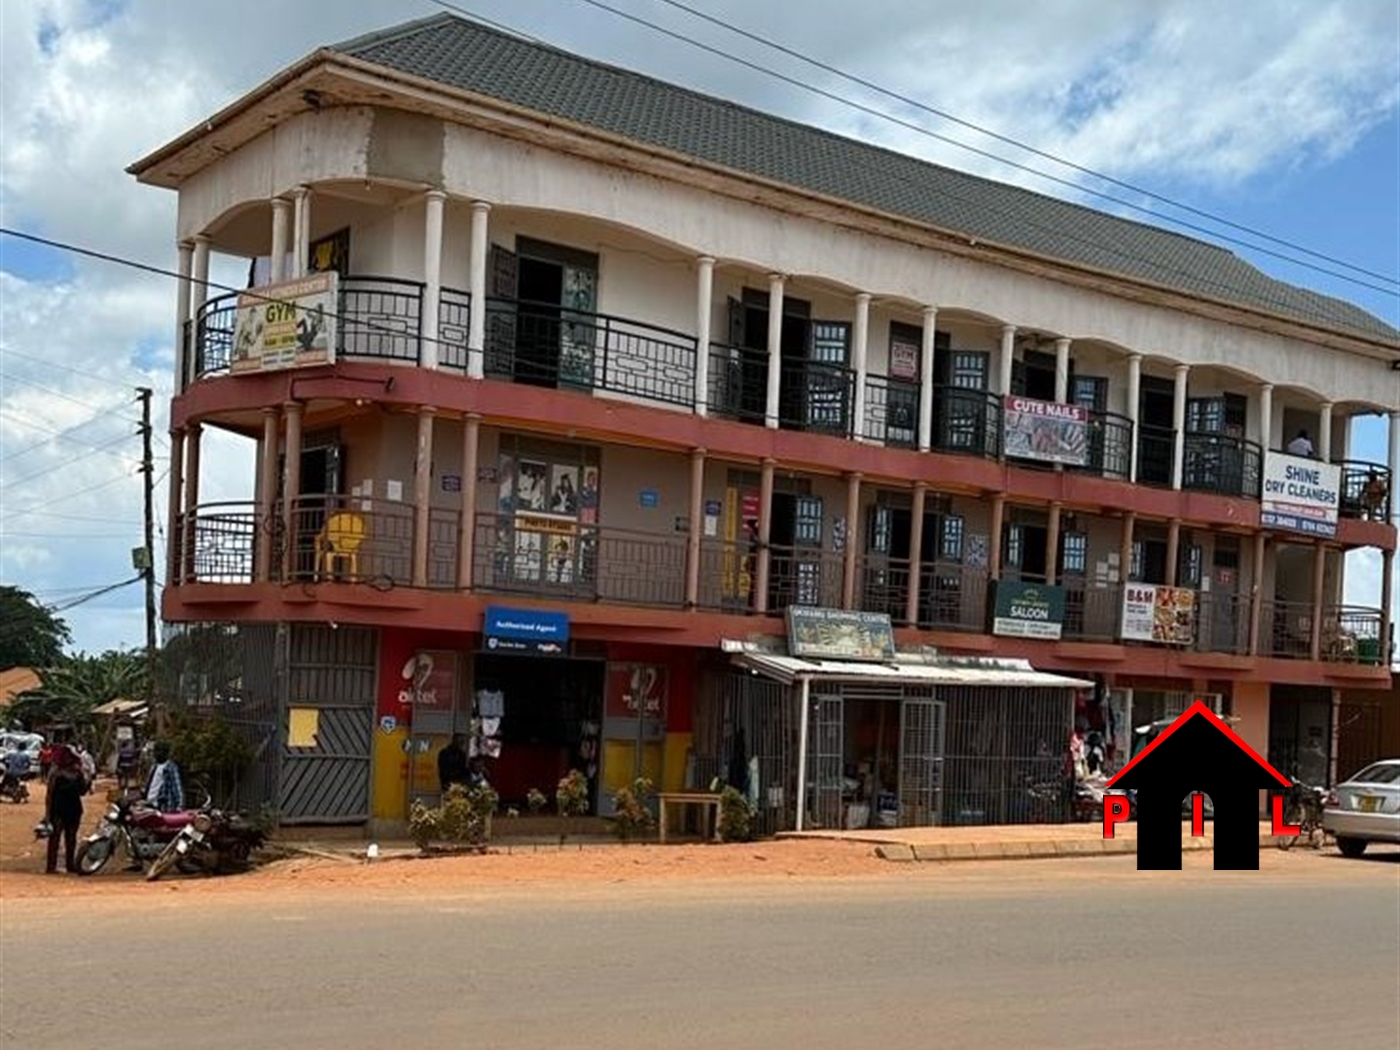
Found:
779,820 -> 1288,862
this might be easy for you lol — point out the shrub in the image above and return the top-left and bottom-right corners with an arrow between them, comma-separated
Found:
607,777 -> 655,842
526,787 -> 548,815
718,786 -> 755,843
409,783 -> 499,850
555,769 -> 591,847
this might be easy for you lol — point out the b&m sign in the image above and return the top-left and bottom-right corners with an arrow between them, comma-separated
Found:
1260,452 -> 1340,538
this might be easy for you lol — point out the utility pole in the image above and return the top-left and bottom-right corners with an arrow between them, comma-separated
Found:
136,387 -> 159,720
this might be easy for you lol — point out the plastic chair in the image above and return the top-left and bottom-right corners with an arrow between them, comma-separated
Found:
317,511 -> 366,580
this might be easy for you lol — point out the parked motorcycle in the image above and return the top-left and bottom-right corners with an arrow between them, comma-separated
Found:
145,803 -> 266,882
74,792 -> 205,875
0,775 -> 30,804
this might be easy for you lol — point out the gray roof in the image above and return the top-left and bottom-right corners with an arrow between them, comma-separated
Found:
334,14 -> 1398,343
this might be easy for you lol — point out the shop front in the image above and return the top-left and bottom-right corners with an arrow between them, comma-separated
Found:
695,607 -> 1092,832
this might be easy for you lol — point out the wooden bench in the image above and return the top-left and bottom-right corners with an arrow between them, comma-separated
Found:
657,792 -> 723,844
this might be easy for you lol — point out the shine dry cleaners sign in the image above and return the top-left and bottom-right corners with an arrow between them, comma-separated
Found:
990,581 -> 1066,640
483,605 -> 570,655
1260,452 -> 1341,538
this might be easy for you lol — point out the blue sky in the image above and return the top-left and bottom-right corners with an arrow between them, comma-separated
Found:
1,0 -> 1397,654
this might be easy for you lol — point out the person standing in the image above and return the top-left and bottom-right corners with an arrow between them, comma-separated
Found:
145,741 -> 185,813
437,734 -> 469,794
1287,429 -> 1315,457
44,746 -> 85,874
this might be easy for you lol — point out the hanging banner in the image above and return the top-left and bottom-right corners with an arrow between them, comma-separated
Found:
230,272 -> 338,374
1260,452 -> 1340,538
1002,396 -> 1089,466
1120,584 -> 1196,646
990,581 -> 1066,640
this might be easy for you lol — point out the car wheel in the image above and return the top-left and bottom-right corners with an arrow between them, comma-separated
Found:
1335,837 -> 1367,859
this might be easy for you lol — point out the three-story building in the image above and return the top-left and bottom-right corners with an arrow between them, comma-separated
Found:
131,14 -> 1399,831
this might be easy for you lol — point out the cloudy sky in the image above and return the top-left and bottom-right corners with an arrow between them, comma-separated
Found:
1,0 -> 1398,654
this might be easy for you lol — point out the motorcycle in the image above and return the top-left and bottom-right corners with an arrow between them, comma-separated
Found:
0,774 -> 30,804
74,791 -> 206,875
145,803 -> 266,882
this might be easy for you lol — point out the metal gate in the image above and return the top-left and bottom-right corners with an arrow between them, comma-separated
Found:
278,624 -> 377,823
899,697 -> 945,826
804,693 -> 844,831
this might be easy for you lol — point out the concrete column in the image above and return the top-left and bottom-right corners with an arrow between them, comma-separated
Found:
256,408 -> 280,583
998,325 -> 1017,397
412,407 -> 435,587
1318,402 -> 1334,462
421,190 -> 446,370
764,274 -> 785,429
1165,519 -> 1182,587
174,242 -> 194,391
1119,513 -> 1136,585
685,448 -> 706,607
1054,338 -> 1072,404
467,201 -> 491,379
918,307 -> 938,452
1390,412 -> 1400,501
694,256 -> 715,416
1045,502 -> 1062,586
291,186 -> 311,278
1248,532 -> 1266,656
851,293 -> 871,440
191,235 -> 211,317
183,422 -> 202,520
457,414 -> 481,590
1171,363 -> 1190,490
989,494 -> 1007,579
1126,353 -> 1142,483
281,403 -> 303,580
906,482 -> 927,625
842,473 -> 862,608
166,428 -> 186,585
1258,383 -> 1274,451
1381,548 -> 1394,666
1310,542 -> 1327,661
754,459 -> 776,613
270,198 -> 291,283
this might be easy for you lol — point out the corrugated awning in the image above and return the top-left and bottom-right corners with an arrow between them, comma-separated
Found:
91,698 -> 148,718
732,652 -> 1093,690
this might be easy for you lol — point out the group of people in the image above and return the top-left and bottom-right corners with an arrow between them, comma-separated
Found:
36,739 -> 184,875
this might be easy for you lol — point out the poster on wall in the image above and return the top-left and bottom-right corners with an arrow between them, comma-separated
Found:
230,272 -> 338,375
579,466 -> 600,524
516,460 -> 548,512
550,465 -> 580,515
1120,584 -> 1196,646
1260,452 -> 1341,537
889,339 -> 919,381
498,455 -> 516,512
1002,395 -> 1089,466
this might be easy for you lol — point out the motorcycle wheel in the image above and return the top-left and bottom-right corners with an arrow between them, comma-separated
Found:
75,836 -> 114,876
145,840 -> 183,882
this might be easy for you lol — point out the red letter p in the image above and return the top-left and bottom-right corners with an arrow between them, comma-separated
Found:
1103,794 -> 1131,839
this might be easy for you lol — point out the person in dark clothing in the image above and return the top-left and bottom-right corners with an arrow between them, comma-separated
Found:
45,746 -> 85,874
437,734 -> 469,793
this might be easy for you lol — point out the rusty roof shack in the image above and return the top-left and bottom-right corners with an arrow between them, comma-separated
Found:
1109,701 -> 1291,870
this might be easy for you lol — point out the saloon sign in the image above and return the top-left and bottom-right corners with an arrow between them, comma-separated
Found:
990,581 -> 1066,640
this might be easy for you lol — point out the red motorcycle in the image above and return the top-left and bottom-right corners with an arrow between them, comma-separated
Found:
74,792 -> 205,875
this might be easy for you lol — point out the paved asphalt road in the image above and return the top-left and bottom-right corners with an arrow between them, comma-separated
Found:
3,855 -> 1397,1050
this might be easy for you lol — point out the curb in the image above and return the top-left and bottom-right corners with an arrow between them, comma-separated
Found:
876,834 -> 1288,862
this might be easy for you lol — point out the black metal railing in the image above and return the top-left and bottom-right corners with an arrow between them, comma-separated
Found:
427,507 -> 462,588
1136,424 -> 1175,486
176,502 -> 259,584
1337,461 -> 1391,523
695,539 -> 758,612
857,555 -> 914,624
482,298 -> 696,408
1060,584 -> 1121,642
915,563 -> 988,632
1191,591 -> 1250,655
471,513 -> 688,607
933,386 -> 1001,459
862,374 -> 920,449
286,494 -> 414,585
1182,431 -> 1263,499
767,544 -> 844,611
1076,410 -> 1133,480
190,276 -> 474,378
1324,605 -> 1386,665
777,359 -> 856,437
1259,599 -> 1315,660
706,343 -> 770,424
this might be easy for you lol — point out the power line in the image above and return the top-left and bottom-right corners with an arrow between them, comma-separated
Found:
45,575 -> 144,613
0,509 -> 142,527
457,0 -> 1400,300
644,0 -> 1399,288
0,368 -> 137,415
0,345 -> 162,389
0,408 -> 142,464
1,471 -> 138,521
0,432 -> 136,491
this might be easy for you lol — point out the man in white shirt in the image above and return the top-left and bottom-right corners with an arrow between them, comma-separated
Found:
1287,429 -> 1314,457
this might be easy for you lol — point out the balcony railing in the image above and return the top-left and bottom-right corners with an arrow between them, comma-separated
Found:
1060,584 -> 1122,642
695,539 -> 758,613
1325,605 -> 1388,665
483,298 -> 696,409
286,494 -> 415,586
933,386 -> 1001,459
1073,411 -> 1133,481
861,375 -> 920,449
778,359 -> 856,436
767,544 -> 845,611
191,276 -> 473,379
1182,431 -> 1263,499
1137,424 -> 1176,487
175,501 -> 260,584
1191,591 -> 1250,655
914,562 -> 989,632
471,513 -> 688,607
1337,461 -> 1392,523
857,555 -> 914,624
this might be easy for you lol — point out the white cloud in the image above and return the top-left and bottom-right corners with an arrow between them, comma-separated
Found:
1,0 -> 1396,652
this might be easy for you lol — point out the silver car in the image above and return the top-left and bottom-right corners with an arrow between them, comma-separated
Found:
1322,759 -> 1400,858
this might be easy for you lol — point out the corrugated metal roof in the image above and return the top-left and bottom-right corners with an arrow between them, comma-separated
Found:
735,652 -> 1092,689
333,14 -> 1398,344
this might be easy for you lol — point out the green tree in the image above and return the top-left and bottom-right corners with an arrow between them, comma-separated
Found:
6,648 -> 149,732
0,585 -> 70,670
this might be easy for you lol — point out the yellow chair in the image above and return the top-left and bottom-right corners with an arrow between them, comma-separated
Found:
317,511 -> 366,580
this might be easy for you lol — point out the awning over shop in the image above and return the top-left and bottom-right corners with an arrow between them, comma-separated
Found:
91,698 -> 149,719
731,651 -> 1093,690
